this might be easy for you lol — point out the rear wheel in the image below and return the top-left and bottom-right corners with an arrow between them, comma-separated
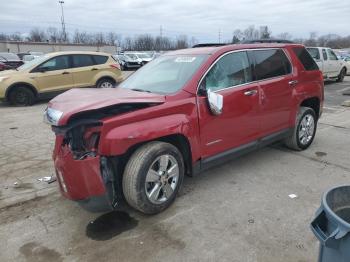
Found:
96,78 -> 115,88
337,68 -> 346,82
284,106 -> 317,151
8,86 -> 35,106
122,141 -> 184,214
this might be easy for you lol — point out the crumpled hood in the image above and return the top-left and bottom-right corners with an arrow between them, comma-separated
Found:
48,88 -> 165,125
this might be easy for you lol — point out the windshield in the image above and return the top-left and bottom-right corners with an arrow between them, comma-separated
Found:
0,53 -> 20,61
17,55 -> 49,70
137,53 -> 150,59
119,54 -> 208,94
125,54 -> 138,59
306,48 -> 320,60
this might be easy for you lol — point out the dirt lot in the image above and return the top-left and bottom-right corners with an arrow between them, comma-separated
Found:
0,76 -> 350,262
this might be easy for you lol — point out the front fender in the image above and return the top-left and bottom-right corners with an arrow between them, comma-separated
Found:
99,114 -> 196,156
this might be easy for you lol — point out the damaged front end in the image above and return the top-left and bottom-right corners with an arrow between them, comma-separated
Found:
46,104 -> 150,212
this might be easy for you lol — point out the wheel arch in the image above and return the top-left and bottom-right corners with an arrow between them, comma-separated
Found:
95,75 -> 117,87
5,82 -> 38,100
300,97 -> 320,119
118,134 -> 194,177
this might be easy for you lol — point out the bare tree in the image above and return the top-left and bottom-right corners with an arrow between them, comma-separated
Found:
243,25 -> 260,40
47,27 -> 60,43
276,32 -> 292,40
28,28 -> 47,42
175,35 -> 188,49
260,26 -> 271,39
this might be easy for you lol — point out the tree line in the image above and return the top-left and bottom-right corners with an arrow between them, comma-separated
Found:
1,25 -> 350,50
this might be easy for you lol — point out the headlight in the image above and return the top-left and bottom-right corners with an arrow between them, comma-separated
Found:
0,76 -> 9,82
43,107 -> 63,126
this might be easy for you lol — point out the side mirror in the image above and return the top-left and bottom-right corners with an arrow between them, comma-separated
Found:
207,89 -> 223,115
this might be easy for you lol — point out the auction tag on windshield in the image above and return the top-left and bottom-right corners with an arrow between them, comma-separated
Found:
175,57 -> 196,63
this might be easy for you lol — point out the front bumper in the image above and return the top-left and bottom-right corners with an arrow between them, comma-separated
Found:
54,143 -> 119,212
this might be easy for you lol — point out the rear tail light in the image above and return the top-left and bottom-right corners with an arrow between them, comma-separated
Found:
110,63 -> 121,70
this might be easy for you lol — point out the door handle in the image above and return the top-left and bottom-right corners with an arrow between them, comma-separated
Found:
244,89 -> 258,96
62,71 -> 70,75
288,80 -> 298,87
91,68 -> 98,71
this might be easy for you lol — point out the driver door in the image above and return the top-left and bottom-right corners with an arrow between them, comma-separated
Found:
197,51 -> 261,159
31,55 -> 74,93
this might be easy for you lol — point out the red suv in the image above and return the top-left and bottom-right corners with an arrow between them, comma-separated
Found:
45,43 -> 323,214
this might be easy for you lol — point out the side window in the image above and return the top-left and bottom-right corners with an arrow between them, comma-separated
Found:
92,55 -> 108,65
306,48 -> 320,60
253,49 -> 292,80
37,56 -> 69,71
327,49 -> 338,61
292,47 -> 319,71
72,55 -> 94,67
322,49 -> 328,60
203,51 -> 252,91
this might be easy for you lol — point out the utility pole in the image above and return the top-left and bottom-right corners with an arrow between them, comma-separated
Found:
59,1 -> 67,42
160,25 -> 163,38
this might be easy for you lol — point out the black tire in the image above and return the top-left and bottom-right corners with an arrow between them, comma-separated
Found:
96,78 -> 116,88
8,86 -> 35,106
336,68 -> 346,82
122,141 -> 185,214
284,106 -> 317,151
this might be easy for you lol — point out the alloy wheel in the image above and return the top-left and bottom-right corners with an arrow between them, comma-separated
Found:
145,154 -> 179,204
298,114 -> 315,145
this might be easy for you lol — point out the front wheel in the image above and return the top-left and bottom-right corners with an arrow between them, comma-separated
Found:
284,106 -> 317,151
8,86 -> 35,106
122,142 -> 185,214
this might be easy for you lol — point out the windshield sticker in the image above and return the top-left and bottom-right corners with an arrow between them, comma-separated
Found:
175,57 -> 196,63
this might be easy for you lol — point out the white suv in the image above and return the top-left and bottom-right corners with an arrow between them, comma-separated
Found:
307,47 -> 347,82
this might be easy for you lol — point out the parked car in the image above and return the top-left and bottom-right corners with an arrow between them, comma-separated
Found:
0,52 -> 24,69
113,54 -> 142,70
306,47 -> 347,82
22,54 -> 41,63
45,43 -> 323,214
134,52 -> 154,65
0,61 -> 12,71
0,51 -> 122,106
344,57 -> 350,75
18,51 -> 44,60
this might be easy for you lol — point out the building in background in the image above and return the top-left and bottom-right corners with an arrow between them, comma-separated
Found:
0,41 -> 116,54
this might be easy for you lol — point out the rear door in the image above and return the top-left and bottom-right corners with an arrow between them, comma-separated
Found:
251,48 -> 294,137
31,55 -> 74,93
197,51 -> 261,158
70,54 -> 98,88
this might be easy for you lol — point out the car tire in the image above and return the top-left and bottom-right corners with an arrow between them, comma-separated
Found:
284,106 -> 317,151
122,141 -> 185,214
336,68 -> 346,82
8,86 -> 35,106
96,78 -> 115,88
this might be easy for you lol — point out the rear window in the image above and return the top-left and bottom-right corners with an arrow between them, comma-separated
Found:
306,48 -> 320,60
92,55 -> 108,65
293,47 -> 319,71
253,49 -> 292,80
72,55 -> 94,67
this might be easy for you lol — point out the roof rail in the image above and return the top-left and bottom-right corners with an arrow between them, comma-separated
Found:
241,39 -> 294,44
192,43 -> 228,48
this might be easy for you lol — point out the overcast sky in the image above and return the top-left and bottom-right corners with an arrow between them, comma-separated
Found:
1,0 -> 349,42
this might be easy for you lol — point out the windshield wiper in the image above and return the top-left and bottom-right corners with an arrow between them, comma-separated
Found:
130,88 -> 152,93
